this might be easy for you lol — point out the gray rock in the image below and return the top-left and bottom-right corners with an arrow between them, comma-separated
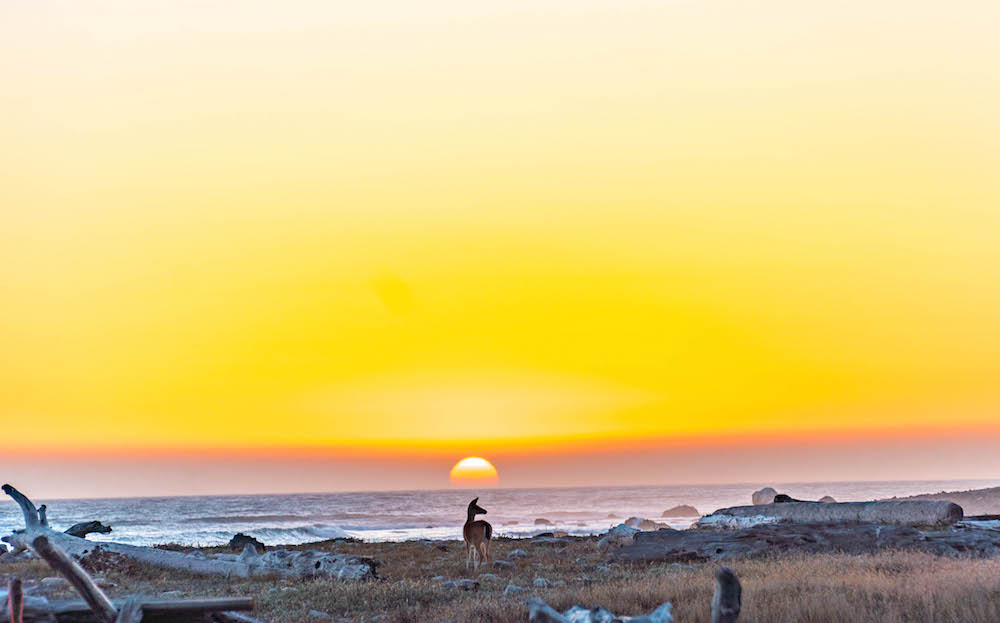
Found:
442,579 -> 479,591
533,577 -> 551,588
551,580 -> 566,587
533,537 -> 570,545
228,533 -> 266,554
39,577 -> 68,588
527,596 -> 673,623
596,523 -> 641,551
661,505 -> 700,517
503,584 -> 526,596
819,496 -> 837,503
752,487 -> 778,505
508,549 -> 528,558
493,560 -> 515,569
534,518 -> 552,526
625,517 -> 670,531
184,550 -> 207,559
308,610 -> 334,620
247,548 -> 380,580
160,590 -> 183,598
477,573 -> 500,582
431,575 -> 446,581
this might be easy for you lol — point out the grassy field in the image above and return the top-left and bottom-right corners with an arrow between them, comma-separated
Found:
5,536 -> 1000,622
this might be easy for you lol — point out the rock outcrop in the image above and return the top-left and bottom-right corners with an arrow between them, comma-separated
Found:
527,595 -> 673,623
625,517 -> 670,531
706,500 -> 962,527
662,505 -> 700,517
63,521 -> 112,539
596,524 -> 641,551
228,533 -> 266,554
615,520 -> 1000,563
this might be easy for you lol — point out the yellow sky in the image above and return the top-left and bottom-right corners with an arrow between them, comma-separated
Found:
2,1 -> 999,488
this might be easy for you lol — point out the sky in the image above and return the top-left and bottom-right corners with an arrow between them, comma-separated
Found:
2,0 -> 999,498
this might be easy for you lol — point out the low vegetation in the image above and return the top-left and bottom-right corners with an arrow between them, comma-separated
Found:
5,536 -> 1000,622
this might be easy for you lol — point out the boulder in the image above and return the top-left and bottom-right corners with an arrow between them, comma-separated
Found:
64,521 -> 112,538
508,549 -> 528,558
229,533 -> 266,554
494,560 -> 515,570
625,517 -> 670,531
596,524 -> 639,551
442,579 -> 479,591
751,487 -> 778,505
818,496 -> 837,503
708,500 -> 963,527
504,584 -> 527,596
478,573 -> 500,582
534,518 -> 552,526
661,505 -> 700,517
773,494 -> 805,503
533,577 -> 551,588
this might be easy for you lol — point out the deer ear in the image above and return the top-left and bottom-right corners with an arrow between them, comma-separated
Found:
471,497 -> 479,504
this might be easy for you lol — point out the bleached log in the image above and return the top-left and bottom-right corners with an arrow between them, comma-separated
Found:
2,485 -> 376,580
0,594 -> 252,623
706,500 -> 963,527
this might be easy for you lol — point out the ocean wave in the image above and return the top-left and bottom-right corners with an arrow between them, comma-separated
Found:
183,513 -> 374,524
249,524 -> 351,543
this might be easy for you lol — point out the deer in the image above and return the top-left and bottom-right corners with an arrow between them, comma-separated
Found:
463,497 -> 493,570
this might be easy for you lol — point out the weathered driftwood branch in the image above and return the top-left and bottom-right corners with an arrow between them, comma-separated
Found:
3,485 -> 40,528
2,485 -> 377,581
31,537 -> 118,623
6,579 -> 24,623
63,524 -> 112,540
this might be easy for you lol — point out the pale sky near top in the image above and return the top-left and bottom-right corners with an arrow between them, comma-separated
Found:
2,0 -> 999,497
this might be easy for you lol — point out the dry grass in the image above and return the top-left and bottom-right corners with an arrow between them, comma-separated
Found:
5,537 -> 1000,622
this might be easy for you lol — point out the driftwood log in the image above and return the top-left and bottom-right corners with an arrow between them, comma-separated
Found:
2,485 -> 377,580
0,591 -> 255,623
0,536 -> 258,623
704,500 -> 963,527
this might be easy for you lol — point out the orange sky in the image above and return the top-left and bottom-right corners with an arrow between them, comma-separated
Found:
2,0 -> 999,497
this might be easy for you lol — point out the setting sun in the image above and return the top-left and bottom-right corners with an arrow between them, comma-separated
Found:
449,457 -> 500,487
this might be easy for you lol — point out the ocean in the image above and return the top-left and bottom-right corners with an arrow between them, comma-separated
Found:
2,479 -> 995,548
